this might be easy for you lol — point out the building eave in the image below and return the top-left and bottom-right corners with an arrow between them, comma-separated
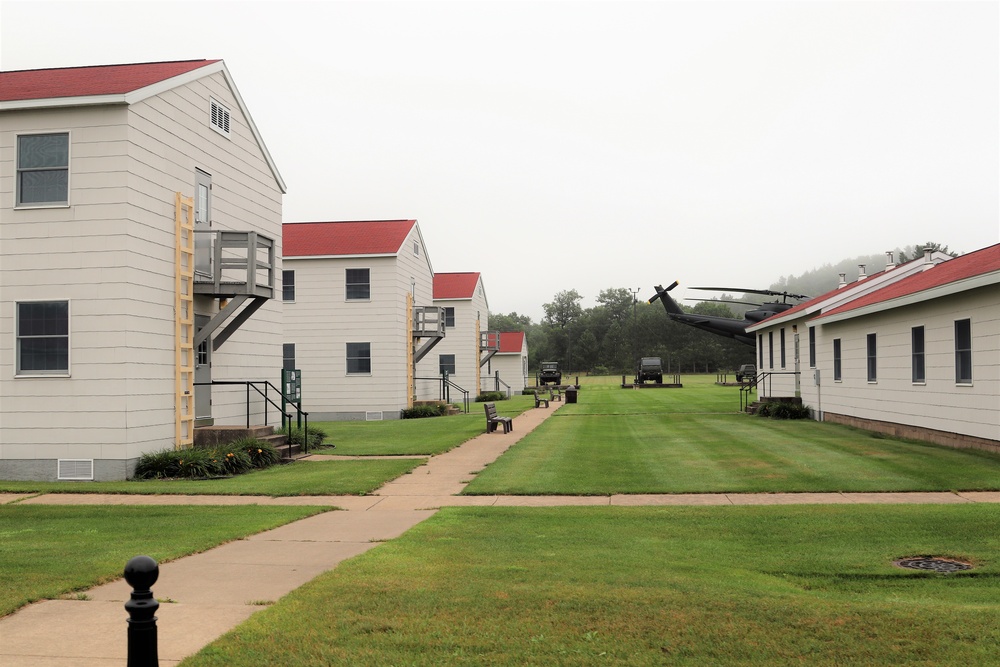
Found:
814,270 -> 1000,326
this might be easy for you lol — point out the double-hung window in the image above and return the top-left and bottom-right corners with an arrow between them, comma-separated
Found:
833,339 -> 842,381
955,319 -> 972,384
17,133 -> 69,206
17,301 -> 70,375
439,354 -> 456,377
346,269 -> 370,301
347,342 -> 371,374
282,270 -> 295,301
779,329 -> 786,369
866,333 -> 877,382
808,327 -> 816,368
768,332 -> 774,369
443,307 -> 455,328
911,326 -> 925,383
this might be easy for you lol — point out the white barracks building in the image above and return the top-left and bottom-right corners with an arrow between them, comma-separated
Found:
0,60 -> 286,480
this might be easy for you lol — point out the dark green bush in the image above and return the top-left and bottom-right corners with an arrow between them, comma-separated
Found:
756,402 -> 811,420
133,438 -> 283,480
476,391 -> 506,403
134,449 -> 182,479
235,439 -> 282,467
401,404 -> 446,419
285,425 -> 328,448
176,448 -> 227,478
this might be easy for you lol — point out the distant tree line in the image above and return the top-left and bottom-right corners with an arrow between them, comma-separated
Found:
491,288 -> 753,376
490,242 -> 959,376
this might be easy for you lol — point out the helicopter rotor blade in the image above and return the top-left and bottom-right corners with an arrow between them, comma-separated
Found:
691,286 -> 810,300
685,299 -> 762,307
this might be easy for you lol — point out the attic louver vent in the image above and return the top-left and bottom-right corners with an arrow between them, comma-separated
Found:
58,459 -> 94,481
210,99 -> 231,136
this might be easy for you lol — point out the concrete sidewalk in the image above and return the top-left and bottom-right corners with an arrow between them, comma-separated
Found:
4,401 -> 1000,665
0,402 -> 553,666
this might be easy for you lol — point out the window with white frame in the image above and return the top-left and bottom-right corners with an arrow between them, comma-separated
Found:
911,326 -> 925,383
346,268 -> 370,301
443,307 -> 455,328
439,354 -> 456,376
17,301 -> 69,375
779,328 -> 786,369
210,99 -> 231,136
758,334 -> 764,368
833,338 -> 842,381
17,133 -> 69,206
282,270 -> 295,301
347,342 -> 371,374
955,319 -> 972,384
866,333 -> 877,382
768,331 -> 774,369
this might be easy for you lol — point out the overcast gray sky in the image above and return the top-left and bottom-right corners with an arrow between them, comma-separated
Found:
3,1 -> 998,321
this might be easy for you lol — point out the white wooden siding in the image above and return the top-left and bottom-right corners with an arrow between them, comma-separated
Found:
0,70 -> 284,476
761,286 -> 999,442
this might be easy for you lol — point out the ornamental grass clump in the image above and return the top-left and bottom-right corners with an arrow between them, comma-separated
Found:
285,426 -> 327,448
475,391 -> 506,402
134,439 -> 282,480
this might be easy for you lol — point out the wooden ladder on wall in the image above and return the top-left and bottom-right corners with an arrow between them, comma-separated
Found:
175,193 -> 195,449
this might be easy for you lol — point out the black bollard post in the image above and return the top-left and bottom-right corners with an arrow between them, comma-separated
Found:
124,555 -> 160,667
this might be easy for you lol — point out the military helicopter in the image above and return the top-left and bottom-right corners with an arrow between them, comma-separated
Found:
648,282 -> 810,346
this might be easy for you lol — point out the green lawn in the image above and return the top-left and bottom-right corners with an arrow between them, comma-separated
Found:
463,376 -> 1000,495
0,504 -> 328,617
311,394 -> 535,456
0,459 -> 425,496
183,505 -> 1000,666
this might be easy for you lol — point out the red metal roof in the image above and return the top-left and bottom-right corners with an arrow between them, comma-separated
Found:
283,220 -> 417,257
0,60 -> 221,102
815,243 -> 1000,320
434,272 -> 481,299
498,331 -> 526,354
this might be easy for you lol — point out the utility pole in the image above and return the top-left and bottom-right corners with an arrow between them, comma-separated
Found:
630,287 -> 640,378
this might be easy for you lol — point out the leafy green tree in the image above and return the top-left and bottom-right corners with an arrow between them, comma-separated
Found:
489,311 -> 533,332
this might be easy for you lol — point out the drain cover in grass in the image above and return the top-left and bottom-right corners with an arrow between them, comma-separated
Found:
895,557 -> 972,573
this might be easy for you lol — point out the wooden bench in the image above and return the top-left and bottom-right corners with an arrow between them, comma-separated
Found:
533,390 -> 550,408
484,402 -> 513,433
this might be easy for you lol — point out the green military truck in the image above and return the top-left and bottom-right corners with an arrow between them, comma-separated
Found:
539,361 -> 562,385
636,357 -> 663,384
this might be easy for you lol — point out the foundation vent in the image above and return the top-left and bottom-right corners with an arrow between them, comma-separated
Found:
366,411 -> 384,421
58,459 -> 94,481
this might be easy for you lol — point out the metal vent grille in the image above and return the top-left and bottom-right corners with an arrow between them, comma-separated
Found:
58,459 -> 94,481
366,411 -> 383,421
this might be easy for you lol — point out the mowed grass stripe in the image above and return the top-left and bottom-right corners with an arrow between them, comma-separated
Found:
465,413 -> 1000,495
183,505 -> 1000,667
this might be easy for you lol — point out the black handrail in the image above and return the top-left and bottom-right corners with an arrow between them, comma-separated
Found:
739,371 -> 800,412
193,380 -> 310,456
483,371 -> 512,399
414,376 -> 470,414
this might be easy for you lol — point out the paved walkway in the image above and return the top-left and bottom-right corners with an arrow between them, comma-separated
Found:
3,402 -> 1000,665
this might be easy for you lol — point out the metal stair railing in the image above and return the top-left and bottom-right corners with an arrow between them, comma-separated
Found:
194,380 -> 310,456
739,371 -> 800,412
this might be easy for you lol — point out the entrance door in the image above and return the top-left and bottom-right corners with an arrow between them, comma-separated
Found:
195,314 -> 213,424
194,169 -> 212,280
